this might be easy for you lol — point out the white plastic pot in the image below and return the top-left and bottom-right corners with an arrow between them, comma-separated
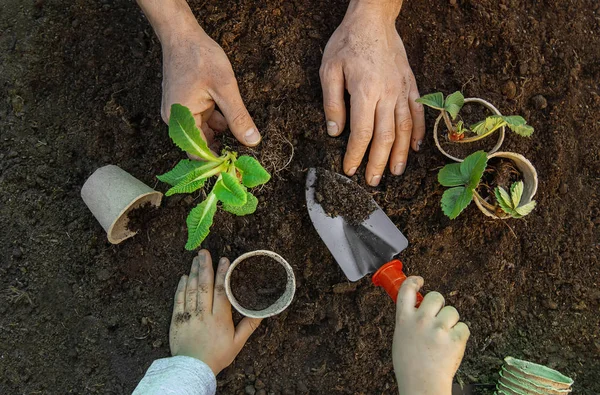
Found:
81,165 -> 162,244
433,97 -> 506,162
473,152 -> 538,220
225,250 -> 296,319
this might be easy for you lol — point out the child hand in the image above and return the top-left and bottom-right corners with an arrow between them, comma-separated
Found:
169,250 -> 262,375
393,277 -> 470,395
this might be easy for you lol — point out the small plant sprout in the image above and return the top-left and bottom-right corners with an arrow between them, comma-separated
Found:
157,104 -> 271,250
494,181 -> 536,219
417,91 -> 534,142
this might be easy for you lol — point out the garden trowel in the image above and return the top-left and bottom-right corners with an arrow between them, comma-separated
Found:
305,168 -> 423,304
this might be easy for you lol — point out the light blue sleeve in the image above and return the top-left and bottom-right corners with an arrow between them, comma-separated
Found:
132,356 -> 217,395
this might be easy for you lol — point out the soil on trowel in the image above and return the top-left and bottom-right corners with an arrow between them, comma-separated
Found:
314,168 -> 376,226
230,256 -> 287,311
477,158 -> 524,204
126,202 -> 160,233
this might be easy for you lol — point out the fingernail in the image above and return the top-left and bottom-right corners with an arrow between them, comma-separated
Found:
347,167 -> 357,176
198,250 -> 208,262
244,128 -> 260,145
326,121 -> 338,136
370,175 -> 382,186
416,140 -> 423,151
219,257 -> 228,265
393,162 -> 406,176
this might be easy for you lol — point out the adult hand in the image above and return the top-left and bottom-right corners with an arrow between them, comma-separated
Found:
170,250 -> 262,375
320,0 -> 425,186
393,277 -> 470,395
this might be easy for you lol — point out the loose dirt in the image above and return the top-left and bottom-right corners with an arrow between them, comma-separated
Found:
231,256 -> 287,311
1,0 -> 599,394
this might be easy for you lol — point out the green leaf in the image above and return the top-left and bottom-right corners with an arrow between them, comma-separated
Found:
495,186 -> 514,213
471,115 -> 506,136
441,186 -> 474,219
515,200 -> 536,216
438,163 -> 465,187
213,172 -> 247,206
164,161 -> 224,196
502,115 -> 534,137
444,91 -> 464,119
157,159 -> 216,186
461,151 -> 488,189
510,181 -> 524,208
415,92 -> 445,110
169,104 -> 216,162
235,155 -> 271,188
185,193 -> 218,250
222,191 -> 258,216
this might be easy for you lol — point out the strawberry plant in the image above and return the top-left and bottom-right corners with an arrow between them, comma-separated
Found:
417,91 -> 534,142
438,150 -> 536,219
157,104 -> 270,250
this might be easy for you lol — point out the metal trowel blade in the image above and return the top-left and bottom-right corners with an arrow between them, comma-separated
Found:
305,168 -> 408,282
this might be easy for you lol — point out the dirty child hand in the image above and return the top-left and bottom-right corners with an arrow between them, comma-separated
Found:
320,0 -> 425,186
137,0 -> 261,150
170,250 -> 262,375
393,277 -> 470,395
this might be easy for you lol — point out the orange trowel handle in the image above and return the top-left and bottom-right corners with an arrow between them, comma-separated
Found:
372,260 -> 423,306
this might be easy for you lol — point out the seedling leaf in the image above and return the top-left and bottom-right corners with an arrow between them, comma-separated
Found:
510,181 -> 524,208
495,186 -> 514,213
438,163 -> 466,187
415,92 -> 445,110
169,103 -> 216,162
461,151 -> 488,189
235,155 -> 271,188
444,91 -> 464,119
503,115 -> 534,137
441,186 -> 473,219
213,173 -> 247,206
471,115 -> 506,136
495,182 -> 536,218
515,200 -> 536,216
157,159 -> 216,186
185,193 -> 218,250
223,191 -> 258,216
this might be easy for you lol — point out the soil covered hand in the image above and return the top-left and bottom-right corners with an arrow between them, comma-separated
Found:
169,250 -> 262,375
320,0 -> 425,186
393,277 -> 470,395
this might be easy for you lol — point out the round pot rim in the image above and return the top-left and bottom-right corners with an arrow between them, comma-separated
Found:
224,250 -> 296,319
433,97 -> 505,163
107,190 -> 163,244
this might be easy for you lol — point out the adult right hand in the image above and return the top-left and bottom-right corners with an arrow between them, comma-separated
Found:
393,277 -> 470,395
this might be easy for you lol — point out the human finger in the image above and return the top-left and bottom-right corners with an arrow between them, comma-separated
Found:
213,82 -> 261,147
172,275 -> 188,320
234,317 -> 263,349
451,322 -> 471,342
418,291 -> 445,318
408,79 -> 425,151
212,257 -> 231,315
200,122 -> 216,145
389,100 -> 413,176
396,276 -> 424,318
366,100 -> 396,186
319,63 -> 346,137
207,110 -> 227,132
185,258 -> 200,313
435,306 -> 460,330
196,249 -> 215,313
344,96 -> 377,176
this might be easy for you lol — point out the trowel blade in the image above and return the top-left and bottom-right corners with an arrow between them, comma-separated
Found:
305,168 -> 408,282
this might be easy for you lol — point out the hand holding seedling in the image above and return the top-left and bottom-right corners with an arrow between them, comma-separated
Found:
393,277 -> 470,395
320,0 -> 425,185
137,0 -> 261,148
170,250 -> 262,375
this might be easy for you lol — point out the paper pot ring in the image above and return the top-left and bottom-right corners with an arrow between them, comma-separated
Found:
81,165 -> 162,244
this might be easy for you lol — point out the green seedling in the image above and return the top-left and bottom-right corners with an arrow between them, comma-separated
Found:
438,151 -> 536,219
417,91 -> 534,142
157,104 -> 270,250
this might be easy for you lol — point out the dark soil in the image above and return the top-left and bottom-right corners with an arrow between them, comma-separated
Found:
127,203 -> 161,233
314,168 -> 377,226
477,158 -> 523,203
1,0 -> 600,394
230,256 -> 287,311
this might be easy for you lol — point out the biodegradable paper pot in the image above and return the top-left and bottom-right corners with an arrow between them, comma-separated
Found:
433,97 -> 506,162
499,370 -> 571,395
225,250 -> 296,319
473,152 -> 538,220
500,357 -> 573,392
81,165 -> 162,244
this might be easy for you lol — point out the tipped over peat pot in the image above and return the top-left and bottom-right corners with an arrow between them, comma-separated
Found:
497,357 -> 574,394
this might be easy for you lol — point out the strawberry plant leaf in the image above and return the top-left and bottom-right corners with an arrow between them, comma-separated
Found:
444,91 -> 464,119
502,115 -> 534,137
415,92 -> 445,110
213,173 -> 247,206
169,103 -> 216,162
495,186 -> 514,212
222,190 -> 258,216
471,115 -> 506,136
185,193 -> 218,250
510,181 -> 524,208
515,200 -> 536,217
235,155 -> 271,188
461,151 -> 488,189
157,159 -> 216,186
438,163 -> 466,187
441,186 -> 473,219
